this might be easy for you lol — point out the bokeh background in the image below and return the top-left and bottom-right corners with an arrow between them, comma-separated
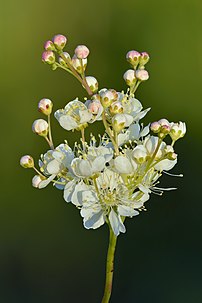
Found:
1,0 -> 202,302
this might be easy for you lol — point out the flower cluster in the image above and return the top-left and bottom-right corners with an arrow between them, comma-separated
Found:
20,34 -> 186,236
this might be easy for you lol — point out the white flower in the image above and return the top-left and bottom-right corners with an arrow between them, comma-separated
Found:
144,136 -> 166,159
71,145 -> 113,178
72,168 -> 140,236
114,155 -> 137,174
132,145 -> 148,163
39,143 -> 75,188
117,123 -> 150,146
170,122 -> 186,142
54,99 -> 92,131
85,98 -> 103,122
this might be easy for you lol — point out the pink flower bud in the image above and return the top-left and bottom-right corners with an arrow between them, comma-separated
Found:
139,52 -> 150,66
44,40 -> 55,51
32,119 -> 49,137
20,155 -> 34,168
74,45 -> 90,59
135,69 -> 149,81
123,69 -> 136,86
88,100 -> 102,115
53,34 -> 67,50
126,50 -> 141,66
38,98 -> 53,115
150,121 -> 160,133
158,119 -> 170,127
42,51 -> 55,65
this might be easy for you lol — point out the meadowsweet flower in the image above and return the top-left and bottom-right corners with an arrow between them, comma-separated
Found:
85,76 -> 98,93
54,99 -> 92,131
170,122 -> 186,142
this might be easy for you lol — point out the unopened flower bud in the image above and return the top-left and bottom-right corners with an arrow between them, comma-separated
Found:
109,89 -> 118,101
139,52 -> 150,66
126,50 -> 141,67
20,155 -> 34,168
42,51 -> 55,65
44,40 -> 55,51
72,55 -> 87,73
123,70 -> 136,86
59,52 -> 71,65
110,101 -> 123,115
158,119 -> 170,127
88,100 -> 102,114
135,69 -> 149,81
132,145 -> 148,164
100,89 -> 115,108
85,76 -> 98,93
91,94 -> 101,102
170,122 -> 186,142
75,45 -> 90,59
32,119 -> 49,137
32,175 -> 44,188
53,34 -> 67,50
112,114 -> 126,132
150,121 -> 161,133
38,98 -> 53,115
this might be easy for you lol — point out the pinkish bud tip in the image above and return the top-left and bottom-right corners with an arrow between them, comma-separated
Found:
75,45 -> 90,59
53,34 -> 67,50
42,51 -> 55,64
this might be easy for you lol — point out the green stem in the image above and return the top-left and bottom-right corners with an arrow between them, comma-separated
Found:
58,52 -> 93,96
48,114 -> 54,149
101,226 -> 117,303
102,112 -> 119,155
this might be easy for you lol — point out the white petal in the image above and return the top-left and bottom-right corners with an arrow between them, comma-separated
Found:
58,115 -> 77,130
38,174 -> 56,189
83,211 -> 105,229
118,205 -> 139,217
128,123 -> 140,140
63,180 -> 77,202
79,109 -> 92,124
114,156 -> 134,174
123,114 -> 134,127
92,156 -> 106,173
109,209 -> 126,236
71,158 -> 92,177
71,182 -> 89,206
118,132 -> 129,146
140,124 -> 150,137
47,159 -> 61,174
154,159 -> 177,171
133,108 -> 151,121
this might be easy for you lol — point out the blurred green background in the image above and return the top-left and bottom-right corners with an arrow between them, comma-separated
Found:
1,0 -> 201,302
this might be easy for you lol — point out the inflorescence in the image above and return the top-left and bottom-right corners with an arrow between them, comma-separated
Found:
20,34 -> 186,236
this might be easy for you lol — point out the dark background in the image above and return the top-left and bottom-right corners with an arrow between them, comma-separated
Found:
1,0 -> 201,302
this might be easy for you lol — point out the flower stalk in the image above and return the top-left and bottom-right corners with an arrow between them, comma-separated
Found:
101,225 -> 117,303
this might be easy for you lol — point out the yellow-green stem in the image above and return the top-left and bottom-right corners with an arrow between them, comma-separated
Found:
101,226 -> 117,303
